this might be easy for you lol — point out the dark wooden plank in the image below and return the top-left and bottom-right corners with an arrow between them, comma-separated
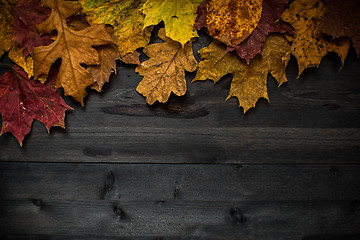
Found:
0,199 -> 359,240
0,127 -> 359,163
1,163 -> 359,202
1,32 -> 360,163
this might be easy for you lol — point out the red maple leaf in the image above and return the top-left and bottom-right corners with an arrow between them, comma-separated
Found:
12,0 -> 51,58
227,0 -> 294,63
0,65 -> 72,146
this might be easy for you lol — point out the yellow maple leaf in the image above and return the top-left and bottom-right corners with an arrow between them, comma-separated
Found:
0,0 -> 16,58
136,28 -> 198,104
32,0 -> 114,105
141,0 -> 202,46
8,42 -> 34,79
194,34 -> 291,113
80,0 -> 152,57
281,0 -> 350,77
206,0 -> 263,47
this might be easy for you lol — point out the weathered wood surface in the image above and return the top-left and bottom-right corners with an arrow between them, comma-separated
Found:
0,30 -> 359,239
0,163 -> 359,239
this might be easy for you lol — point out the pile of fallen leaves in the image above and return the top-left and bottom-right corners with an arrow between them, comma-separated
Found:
0,0 -> 358,145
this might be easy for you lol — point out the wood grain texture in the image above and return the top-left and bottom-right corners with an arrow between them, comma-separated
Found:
0,29 -> 359,239
1,199 -> 359,240
0,163 -> 359,239
1,163 -> 359,202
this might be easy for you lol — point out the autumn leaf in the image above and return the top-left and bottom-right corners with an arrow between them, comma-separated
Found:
8,42 -> 34,78
194,0 -> 209,30
88,44 -> 119,92
135,28 -> 198,105
199,0 -> 263,47
0,0 -> 16,58
193,34 -> 290,113
319,0 -> 360,56
65,16 -> 119,93
80,0 -> 151,57
0,65 -> 72,146
141,0 -> 202,46
227,0 -> 294,63
120,51 -> 140,65
32,0 -> 114,105
13,0 -> 51,58
281,0 -> 350,77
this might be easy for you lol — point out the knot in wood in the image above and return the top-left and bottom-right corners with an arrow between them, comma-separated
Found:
229,207 -> 245,224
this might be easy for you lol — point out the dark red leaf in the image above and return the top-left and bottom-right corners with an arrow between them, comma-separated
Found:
319,0 -> 360,56
194,0 -> 210,30
0,65 -> 72,146
227,0 -> 294,63
12,0 -> 51,58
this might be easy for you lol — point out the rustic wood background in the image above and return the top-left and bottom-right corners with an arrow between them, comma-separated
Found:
1,30 -> 359,239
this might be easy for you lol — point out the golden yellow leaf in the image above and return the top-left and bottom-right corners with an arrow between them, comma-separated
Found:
8,42 -> 34,79
281,0 -> 350,77
206,0 -> 263,47
80,0 -> 151,57
32,0 -> 114,105
141,0 -> 202,46
136,28 -> 198,104
0,0 -> 17,58
194,34 -> 290,113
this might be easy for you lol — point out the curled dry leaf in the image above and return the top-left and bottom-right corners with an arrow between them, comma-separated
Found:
141,0 -> 202,46
227,0 -> 294,63
80,0 -> 151,57
13,0 -> 51,58
319,0 -> 360,56
0,65 -> 72,146
281,0 -> 350,77
205,0 -> 263,47
194,34 -> 291,113
0,0 -> 16,58
32,0 -> 114,105
136,28 -> 198,105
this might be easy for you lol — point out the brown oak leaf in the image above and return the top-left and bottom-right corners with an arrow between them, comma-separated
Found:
227,0 -> 294,63
281,0 -> 350,77
193,34 -> 291,113
88,44 -> 119,92
0,65 -> 72,146
13,0 -> 51,58
32,0 -> 114,105
65,16 -> 120,92
200,0 -> 263,47
135,28 -> 198,105
319,0 -> 360,56
120,51 -> 140,65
